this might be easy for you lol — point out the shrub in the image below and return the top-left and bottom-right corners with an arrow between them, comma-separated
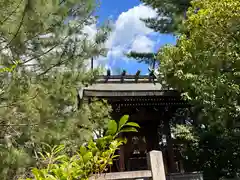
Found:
21,115 -> 139,180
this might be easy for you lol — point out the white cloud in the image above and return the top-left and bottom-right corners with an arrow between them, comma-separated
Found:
107,4 -> 157,48
131,35 -> 155,53
96,4 -> 157,68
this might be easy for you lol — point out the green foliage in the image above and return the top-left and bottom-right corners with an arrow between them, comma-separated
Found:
127,0 -> 191,66
159,0 -> 240,128
140,0 -> 190,34
106,115 -> 140,137
81,99 -> 112,138
158,0 -> 240,179
172,124 -> 196,142
0,0 -> 111,179
20,116 -> 139,180
126,51 -> 157,67
0,60 -> 20,73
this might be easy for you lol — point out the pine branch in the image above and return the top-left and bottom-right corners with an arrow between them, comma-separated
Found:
0,90 -> 39,108
0,0 -> 93,55
126,51 -> 157,60
0,123 -> 38,126
36,46 -> 71,76
0,0 -> 24,25
22,11 -> 94,65
126,51 -> 157,68
0,0 -> 28,52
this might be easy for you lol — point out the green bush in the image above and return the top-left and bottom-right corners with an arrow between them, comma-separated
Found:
21,115 -> 139,180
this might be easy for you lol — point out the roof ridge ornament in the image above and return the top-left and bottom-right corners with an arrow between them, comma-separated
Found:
105,69 -> 111,82
121,70 -> 126,83
135,70 -> 141,83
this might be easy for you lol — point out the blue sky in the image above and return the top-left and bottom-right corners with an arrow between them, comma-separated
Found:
90,0 -> 176,74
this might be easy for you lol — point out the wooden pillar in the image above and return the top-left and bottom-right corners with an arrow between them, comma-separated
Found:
119,143 -> 125,171
153,120 -> 160,150
164,108 -> 177,173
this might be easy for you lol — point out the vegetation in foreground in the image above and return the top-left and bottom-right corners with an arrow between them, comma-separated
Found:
20,115 -> 139,180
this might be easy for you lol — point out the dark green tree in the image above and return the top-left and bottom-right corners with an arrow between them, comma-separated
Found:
127,0 -> 191,64
140,0 -> 190,34
0,0 -> 112,179
126,51 -> 157,69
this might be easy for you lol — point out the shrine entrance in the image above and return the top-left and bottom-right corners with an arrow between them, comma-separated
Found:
79,72 -> 189,174
110,99 -> 183,174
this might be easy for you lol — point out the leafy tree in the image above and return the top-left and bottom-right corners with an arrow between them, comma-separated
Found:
159,0 -> 240,179
0,0 -> 111,179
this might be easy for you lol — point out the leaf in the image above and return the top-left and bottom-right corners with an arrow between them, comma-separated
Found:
106,120 -> 118,135
117,137 -> 127,144
96,137 -> 107,150
53,155 -> 68,162
46,174 -> 58,180
112,155 -> 120,159
118,115 -> 129,130
53,145 -> 65,155
119,127 -> 138,133
32,168 -> 42,179
41,142 -> 52,151
125,122 -> 140,128
83,152 -> 93,163
79,146 -> 87,156
38,152 -> 46,160
88,139 -> 96,149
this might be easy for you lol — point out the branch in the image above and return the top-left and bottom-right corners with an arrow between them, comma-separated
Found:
126,51 -> 158,69
37,59 -> 64,76
0,123 -> 38,126
22,11 -> 94,65
35,42 -> 72,76
126,51 -> 157,60
0,0 -> 28,52
0,1 -> 94,54
0,90 -> 39,108
0,0 -> 24,25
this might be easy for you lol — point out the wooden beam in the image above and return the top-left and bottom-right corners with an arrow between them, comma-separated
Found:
89,170 -> 152,180
99,75 -> 150,79
119,146 -> 125,172
83,90 -> 182,98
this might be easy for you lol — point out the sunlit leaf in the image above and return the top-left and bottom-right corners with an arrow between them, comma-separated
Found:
83,152 -> 93,163
53,145 -> 65,155
125,122 -> 140,128
79,146 -> 87,156
119,127 -> 138,133
118,115 -> 129,130
106,120 -> 118,135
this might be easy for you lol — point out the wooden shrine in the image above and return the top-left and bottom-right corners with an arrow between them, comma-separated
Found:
78,70 -> 189,174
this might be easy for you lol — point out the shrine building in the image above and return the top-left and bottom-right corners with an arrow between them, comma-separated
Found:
78,70 -> 189,174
